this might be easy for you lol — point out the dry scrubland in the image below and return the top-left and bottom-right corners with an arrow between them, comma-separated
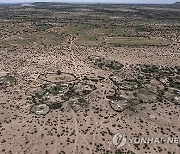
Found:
0,2 -> 180,154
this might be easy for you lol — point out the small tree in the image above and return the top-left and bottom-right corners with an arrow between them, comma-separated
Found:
57,70 -> 61,75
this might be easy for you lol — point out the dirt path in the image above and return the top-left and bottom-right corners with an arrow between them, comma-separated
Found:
52,110 -> 60,154
71,108 -> 79,154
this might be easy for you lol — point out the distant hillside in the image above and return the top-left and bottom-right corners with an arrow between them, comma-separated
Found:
32,2 -> 69,5
173,2 -> 180,4
170,2 -> 180,8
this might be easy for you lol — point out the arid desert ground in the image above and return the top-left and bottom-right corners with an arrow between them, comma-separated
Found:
0,2 -> 180,154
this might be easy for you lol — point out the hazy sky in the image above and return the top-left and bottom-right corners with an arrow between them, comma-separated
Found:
0,0 -> 178,4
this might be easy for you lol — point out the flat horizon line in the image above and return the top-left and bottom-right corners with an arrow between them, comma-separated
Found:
0,2 -> 176,5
